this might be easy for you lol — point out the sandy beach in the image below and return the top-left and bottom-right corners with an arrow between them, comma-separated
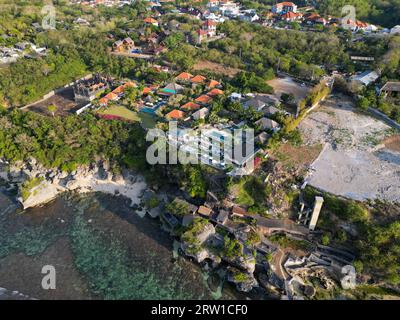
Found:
0,159 -> 147,210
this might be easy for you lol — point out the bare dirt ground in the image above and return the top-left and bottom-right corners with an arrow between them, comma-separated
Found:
267,76 -> 310,103
26,87 -> 83,116
299,94 -> 400,202
192,60 -> 242,78
271,143 -> 323,174
383,135 -> 400,152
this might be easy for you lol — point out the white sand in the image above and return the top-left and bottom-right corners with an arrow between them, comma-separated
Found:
21,173 -> 147,210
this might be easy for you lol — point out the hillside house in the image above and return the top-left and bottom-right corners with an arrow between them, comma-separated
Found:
159,83 -> 184,96
112,37 -> 135,52
192,107 -> 210,120
144,17 -> 159,27
207,79 -> 222,89
208,0 -> 240,16
304,13 -> 321,25
264,105 -> 282,117
342,19 -> 371,32
216,210 -> 229,225
380,82 -> 400,97
179,7 -> 203,19
272,2 -> 297,14
176,72 -> 194,83
168,125 -> 259,175
191,74 -> 207,85
239,11 -> 260,22
73,17 -> 90,26
195,94 -> 213,105
232,205 -> 247,218
207,88 -> 224,97
196,29 -> 209,44
181,102 -> 201,111
166,109 -> 185,120
192,107 -> 209,120
198,205 -> 213,217
350,70 -> 379,87
255,117 -> 281,132
391,25 -> 400,34
243,95 -> 280,112
256,131 -> 270,144
281,12 -> 302,22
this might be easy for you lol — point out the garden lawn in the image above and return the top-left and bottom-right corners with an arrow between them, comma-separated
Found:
99,105 -> 139,122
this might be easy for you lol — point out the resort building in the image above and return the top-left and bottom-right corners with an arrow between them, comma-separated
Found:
167,125 -> 259,175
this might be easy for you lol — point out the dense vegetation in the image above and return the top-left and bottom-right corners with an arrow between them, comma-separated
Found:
304,186 -> 400,285
316,0 -> 400,28
0,0 -> 146,107
244,0 -> 400,27
0,109 -> 147,172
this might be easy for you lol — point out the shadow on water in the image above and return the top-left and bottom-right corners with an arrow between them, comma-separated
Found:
93,193 -> 174,252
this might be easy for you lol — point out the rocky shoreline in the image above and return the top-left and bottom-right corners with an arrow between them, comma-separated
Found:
0,158 -> 147,210
0,158 -> 261,295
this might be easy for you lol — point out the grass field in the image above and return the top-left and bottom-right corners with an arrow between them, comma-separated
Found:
98,105 -> 139,122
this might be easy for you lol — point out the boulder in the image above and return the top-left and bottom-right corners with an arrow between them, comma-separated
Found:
227,269 -> 258,293
65,179 -> 81,190
112,174 -> 124,183
59,171 -> 69,179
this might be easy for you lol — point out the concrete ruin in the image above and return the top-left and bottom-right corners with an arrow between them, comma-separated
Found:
309,196 -> 324,231
298,195 -> 324,231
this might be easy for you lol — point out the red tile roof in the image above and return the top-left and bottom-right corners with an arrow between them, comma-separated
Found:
305,13 -> 321,21
144,17 -> 158,24
181,102 -> 201,110
142,87 -> 152,95
99,97 -> 109,105
282,12 -> 300,20
112,86 -> 125,94
203,20 -> 217,27
124,81 -> 136,88
197,29 -> 208,36
232,205 -> 247,216
198,205 -> 213,216
207,80 -> 221,88
166,109 -> 185,120
356,20 -> 368,28
191,75 -> 207,83
176,72 -> 193,81
104,92 -> 118,100
195,95 -> 213,104
276,1 -> 296,6
207,88 -> 224,96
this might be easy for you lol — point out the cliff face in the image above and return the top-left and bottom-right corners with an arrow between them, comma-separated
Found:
227,269 -> 258,293
181,223 -> 216,263
179,219 -> 258,292
0,158 -> 147,209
